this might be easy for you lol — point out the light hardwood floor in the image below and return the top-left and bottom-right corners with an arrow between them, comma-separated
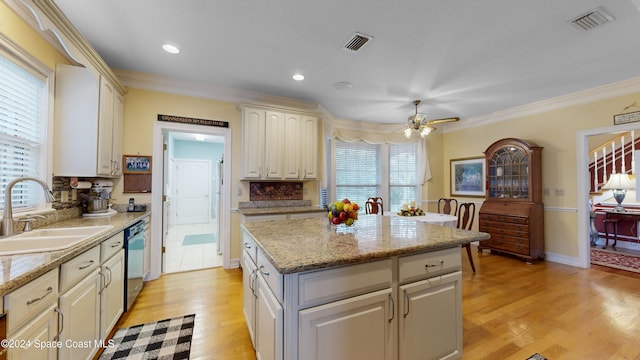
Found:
112,246 -> 640,360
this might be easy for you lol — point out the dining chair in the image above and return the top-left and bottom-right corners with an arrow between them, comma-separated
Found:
365,197 -> 384,215
437,198 -> 458,216
457,202 -> 476,273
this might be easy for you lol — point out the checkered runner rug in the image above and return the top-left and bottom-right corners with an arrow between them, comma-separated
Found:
99,314 -> 195,360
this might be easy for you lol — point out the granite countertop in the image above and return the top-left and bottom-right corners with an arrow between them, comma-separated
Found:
241,214 -> 490,274
0,211 -> 150,297
237,205 -> 326,216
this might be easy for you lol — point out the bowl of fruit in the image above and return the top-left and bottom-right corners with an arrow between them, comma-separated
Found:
327,198 -> 360,227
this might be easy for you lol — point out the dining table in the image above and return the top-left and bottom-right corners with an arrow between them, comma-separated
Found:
385,211 -> 458,228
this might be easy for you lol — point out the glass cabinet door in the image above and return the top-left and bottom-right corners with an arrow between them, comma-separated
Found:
488,146 -> 529,199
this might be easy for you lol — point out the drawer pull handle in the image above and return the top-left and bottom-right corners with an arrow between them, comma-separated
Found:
27,286 -> 53,305
403,290 -> 410,318
259,265 -> 269,276
244,243 -> 252,249
425,260 -> 444,269
78,260 -> 95,270
388,293 -> 395,322
110,242 -> 122,248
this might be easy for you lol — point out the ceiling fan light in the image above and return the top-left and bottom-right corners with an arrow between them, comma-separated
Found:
404,127 -> 413,139
419,125 -> 433,137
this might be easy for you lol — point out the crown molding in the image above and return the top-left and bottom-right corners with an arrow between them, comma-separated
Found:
113,69 -> 319,113
444,76 -> 640,133
5,0 -> 125,94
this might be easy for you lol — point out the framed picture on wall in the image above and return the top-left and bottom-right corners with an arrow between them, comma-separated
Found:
123,155 -> 152,174
450,157 -> 486,197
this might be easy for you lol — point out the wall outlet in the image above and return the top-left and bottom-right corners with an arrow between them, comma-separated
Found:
60,190 -> 69,203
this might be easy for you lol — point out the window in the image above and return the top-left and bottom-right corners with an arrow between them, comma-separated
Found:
335,140 -> 380,207
0,42 -> 50,213
334,140 -> 419,211
389,143 -> 418,211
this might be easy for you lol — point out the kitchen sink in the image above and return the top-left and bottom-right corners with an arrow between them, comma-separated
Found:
0,225 -> 114,256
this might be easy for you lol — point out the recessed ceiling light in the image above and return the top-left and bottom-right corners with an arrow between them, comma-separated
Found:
162,44 -> 180,54
292,74 -> 305,81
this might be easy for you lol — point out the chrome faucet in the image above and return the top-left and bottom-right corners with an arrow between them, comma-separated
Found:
2,177 -> 55,236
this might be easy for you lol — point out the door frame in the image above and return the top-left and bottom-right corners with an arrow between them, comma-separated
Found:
576,122 -> 640,268
151,121 -> 232,280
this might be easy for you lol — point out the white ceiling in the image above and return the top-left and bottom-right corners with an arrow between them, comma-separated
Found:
53,0 -> 640,127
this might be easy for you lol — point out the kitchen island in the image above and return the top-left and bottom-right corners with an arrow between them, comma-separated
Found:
241,214 -> 490,360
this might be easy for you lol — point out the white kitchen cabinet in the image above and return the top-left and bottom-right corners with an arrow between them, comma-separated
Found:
58,268 -> 101,360
241,105 -> 319,180
7,304 -> 58,360
398,272 -> 462,360
242,248 -> 258,347
143,216 -> 151,280
54,64 -> 124,177
299,115 -> 318,179
4,269 -> 59,360
99,249 -> 124,340
255,274 -> 283,360
298,288 -> 394,360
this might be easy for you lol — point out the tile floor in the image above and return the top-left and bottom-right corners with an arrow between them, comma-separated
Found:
163,220 -> 223,273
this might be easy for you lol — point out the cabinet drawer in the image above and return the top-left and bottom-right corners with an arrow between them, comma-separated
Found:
480,214 -> 528,225
298,259 -> 393,309
484,232 -> 530,246
5,268 -> 59,334
484,239 -> 530,255
242,232 -> 258,265
60,245 -> 100,293
479,219 -> 529,233
399,247 -> 461,284
257,249 -> 283,303
100,231 -> 124,262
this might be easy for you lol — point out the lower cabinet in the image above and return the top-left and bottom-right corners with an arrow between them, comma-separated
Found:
242,249 -> 258,347
398,272 -> 462,360
58,268 -> 101,360
7,304 -> 58,360
255,275 -> 283,360
298,288 -> 394,360
100,250 -> 124,339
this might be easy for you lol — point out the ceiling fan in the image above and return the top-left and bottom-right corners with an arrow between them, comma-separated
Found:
404,100 -> 460,138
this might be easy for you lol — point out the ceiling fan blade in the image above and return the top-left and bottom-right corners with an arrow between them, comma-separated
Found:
426,117 -> 460,125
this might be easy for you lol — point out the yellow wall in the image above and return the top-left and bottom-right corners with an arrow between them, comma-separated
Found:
0,2 -> 69,69
438,92 -> 640,258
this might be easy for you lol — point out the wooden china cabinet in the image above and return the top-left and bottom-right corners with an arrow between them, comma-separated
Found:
478,138 -> 545,261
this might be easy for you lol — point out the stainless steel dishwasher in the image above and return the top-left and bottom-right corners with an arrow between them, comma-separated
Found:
124,220 -> 145,311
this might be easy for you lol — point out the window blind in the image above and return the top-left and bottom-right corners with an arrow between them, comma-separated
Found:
389,143 -> 418,211
335,140 -> 380,206
0,55 -> 45,210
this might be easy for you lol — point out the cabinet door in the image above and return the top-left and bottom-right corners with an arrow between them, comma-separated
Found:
97,76 -> 115,176
7,305 -> 58,360
264,111 -> 284,179
100,250 -> 124,339
242,107 -> 266,178
398,271 -> 462,360
299,288 -> 394,360
242,250 -> 258,347
300,116 -> 318,179
143,219 -> 151,280
283,113 -> 301,179
111,91 -> 124,176
255,275 -> 283,360
58,268 -> 101,360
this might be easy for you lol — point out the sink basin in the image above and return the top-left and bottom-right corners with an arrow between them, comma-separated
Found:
0,225 -> 114,256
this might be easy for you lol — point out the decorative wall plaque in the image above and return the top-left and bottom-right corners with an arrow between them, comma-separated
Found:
614,111 -> 640,125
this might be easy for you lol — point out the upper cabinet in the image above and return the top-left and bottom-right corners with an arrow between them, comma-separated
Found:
485,138 -> 542,203
54,64 -> 124,177
241,105 -> 320,180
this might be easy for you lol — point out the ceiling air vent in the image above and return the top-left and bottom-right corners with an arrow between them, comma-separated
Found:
343,33 -> 373,52
569,7 -> 614,31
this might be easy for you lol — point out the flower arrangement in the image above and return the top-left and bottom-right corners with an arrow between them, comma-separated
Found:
398,202 -> 425,216
327,198 -> 360,226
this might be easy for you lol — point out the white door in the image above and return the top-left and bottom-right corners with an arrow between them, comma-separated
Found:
175,159 -> 210,225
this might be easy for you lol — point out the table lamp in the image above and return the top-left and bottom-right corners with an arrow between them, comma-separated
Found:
602,173 -> 635,212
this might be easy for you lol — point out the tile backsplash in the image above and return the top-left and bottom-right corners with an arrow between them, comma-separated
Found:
249,181 -> 303,201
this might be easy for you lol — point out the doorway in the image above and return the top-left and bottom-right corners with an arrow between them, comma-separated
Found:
577,122 -> 640,268
163,131 -> 223,273
150,121 -> 231,280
